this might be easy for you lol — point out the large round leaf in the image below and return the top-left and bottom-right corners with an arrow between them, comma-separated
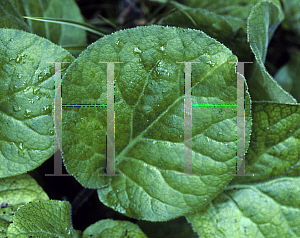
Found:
61,25 -> 252,221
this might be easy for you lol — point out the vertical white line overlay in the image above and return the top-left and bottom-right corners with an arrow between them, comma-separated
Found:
99,62 -> 123,176
229,62 -> 254,176
176,62 -> 200,176
46,61 -> 71,176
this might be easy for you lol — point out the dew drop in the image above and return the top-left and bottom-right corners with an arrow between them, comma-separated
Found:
13,105 -> 21,112
38,75 -> 43,81
33,87 -> 40,95
23,86 -> 30,92
24,109 -> 32,118
134,47 -> 142,53
49,129 -> 55,135
42,105 -> 52,114
18,142 -> 24,151
15,57 -> 21,63
13,85 -> 19,91
206,60 -> 215,66
160,46 -> 165,51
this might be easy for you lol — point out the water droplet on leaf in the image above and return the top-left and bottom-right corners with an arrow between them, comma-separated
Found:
18,142 -> 24,151
24,109 -> 32,118
33,87 -> 40,95
13,105 -> 21,112
134,47 -> 142,53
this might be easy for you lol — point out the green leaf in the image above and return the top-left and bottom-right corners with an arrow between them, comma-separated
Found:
0,173 -> 49,236
159,6 -> 250,61
82,219 -> 148,238
179,0 -> 283,20
61,25 -> 252,221
159,0 -> 284,62
6,200 -> 79,238
0,28 -> 75,178
12,0 -> 88,57
281,0 -> 300,36
230,101 -> 300,184
186,177 -> 300,237
274,51 -> 300,102
0,0 -> 31,32
246,1 -> 296,103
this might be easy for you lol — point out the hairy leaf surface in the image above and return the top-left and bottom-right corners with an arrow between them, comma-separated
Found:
186,177 -> 300,237
246,1 -> 296,103
230,101 -> 300,185
0,173 -> 49,236
61,25 -> 252,221
6,200 -> 79,238
83,219 -> 148,238
0,28 -> 74,178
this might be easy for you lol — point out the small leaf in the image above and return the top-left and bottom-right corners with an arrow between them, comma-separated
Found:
6,200 -> 78,238
0,173 -> 49,235
83,219 -> 148,238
